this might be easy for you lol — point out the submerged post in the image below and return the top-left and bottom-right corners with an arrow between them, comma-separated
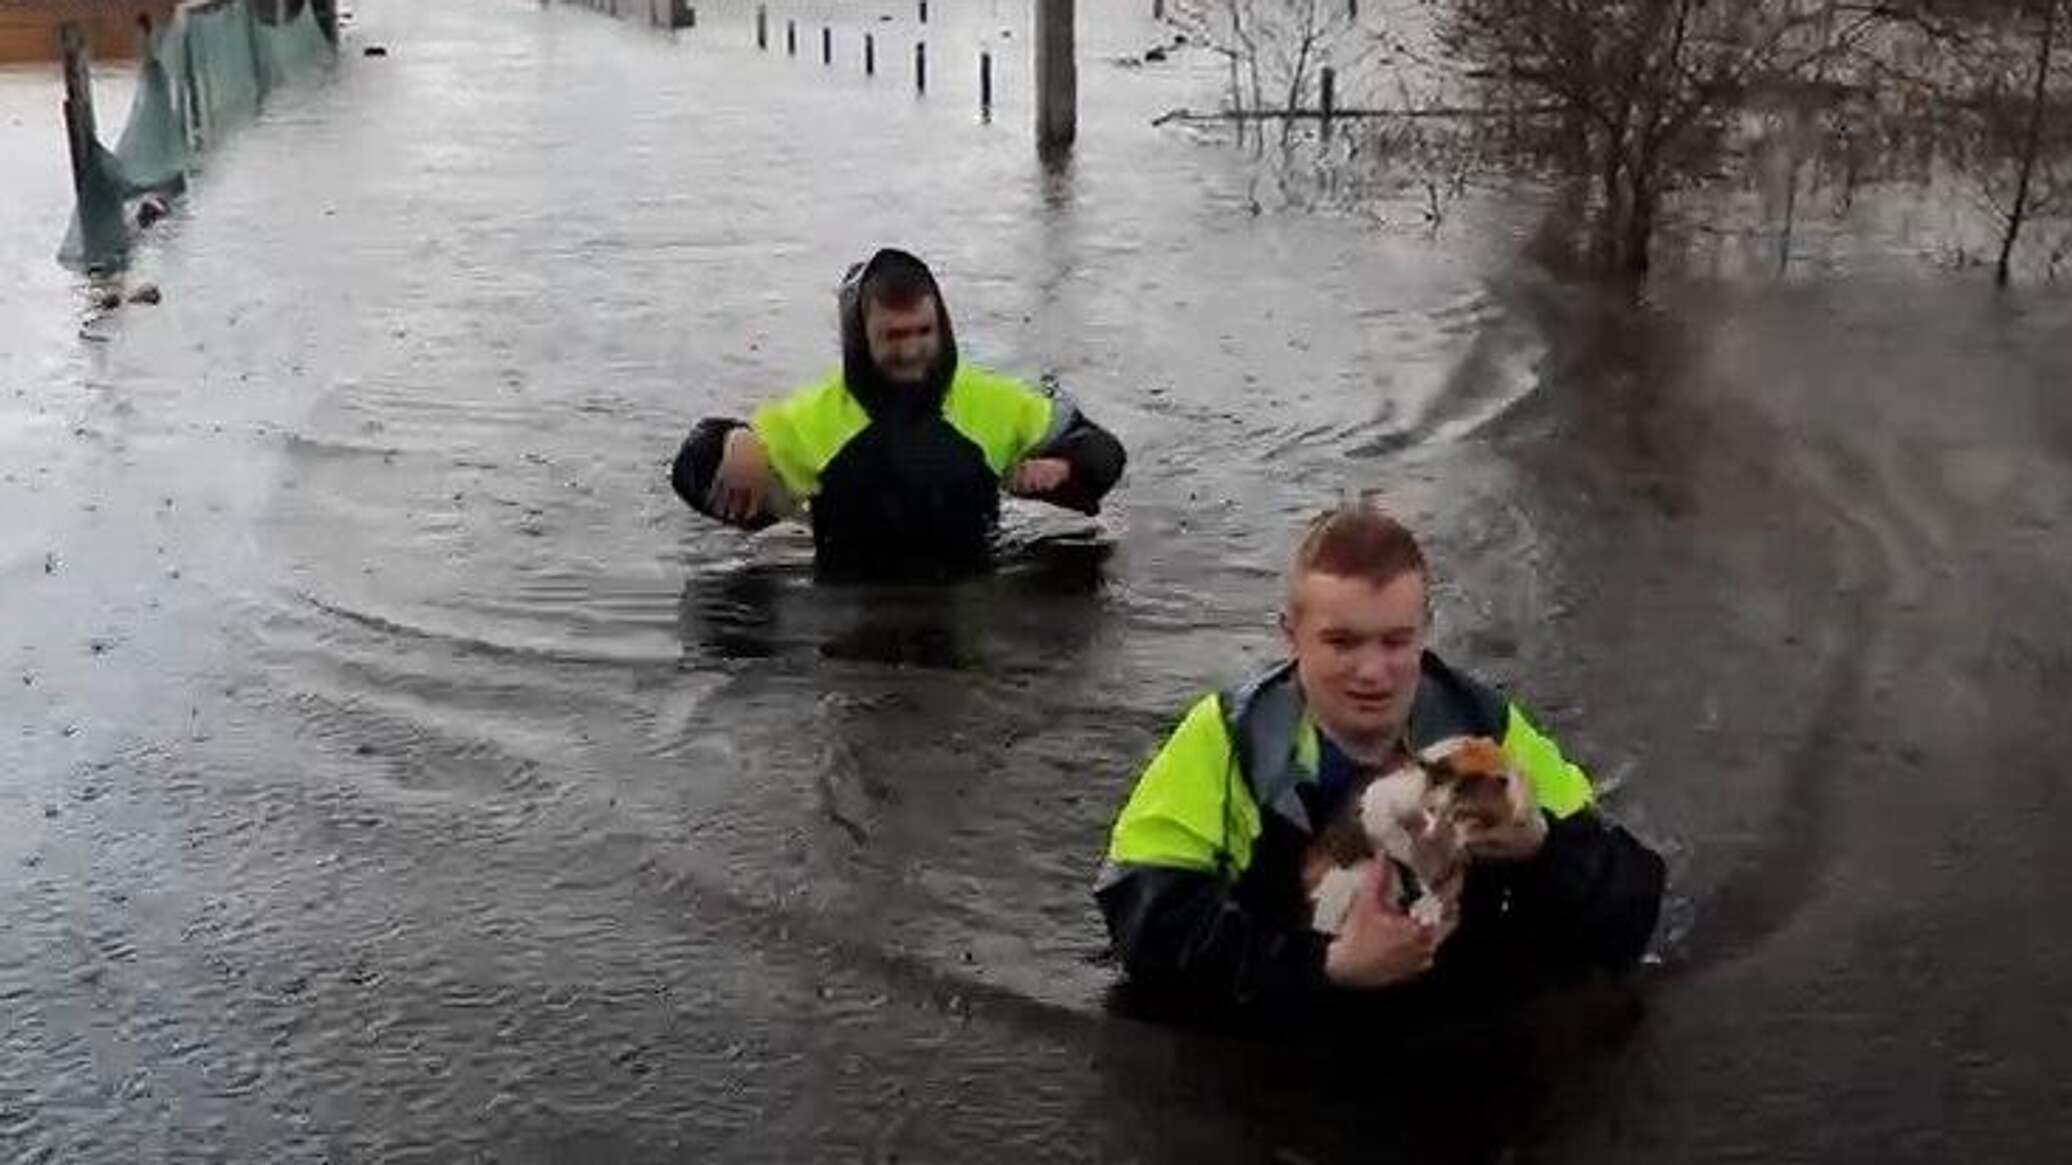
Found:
980,50 -> 993,120
1035,0 -> 1076,153
786,19 -> 796,56
865,33 -> 875,75
915,40 -> 927,94
822,26 -> 831,65
756,4 -> 767,49
1320,66 -> 1335,141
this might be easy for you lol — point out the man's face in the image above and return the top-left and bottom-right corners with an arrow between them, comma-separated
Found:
864,296 -> 941,385
1283,569 -> 1428,745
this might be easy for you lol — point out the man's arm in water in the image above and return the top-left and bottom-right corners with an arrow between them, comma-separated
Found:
995,376 -> 1126,516
1495,804 -> 1665,971
670,381 -> 851,529
1460,695 -> 1668,974
670,418 -> 792,529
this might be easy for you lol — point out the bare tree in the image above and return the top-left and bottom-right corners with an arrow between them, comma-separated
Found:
1157,1 -> 2072,283
1438,0 -> 1881,274
1869,0 -> 2071,283
1983,0 -> 2067,284
1166,0 -> 1360,149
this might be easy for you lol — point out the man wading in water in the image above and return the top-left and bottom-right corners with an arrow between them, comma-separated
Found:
1097,504 -> 1665,1012
669,249 -> 1126,579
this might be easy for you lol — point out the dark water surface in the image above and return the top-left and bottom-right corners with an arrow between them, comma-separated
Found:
5,2 -> 2071,1161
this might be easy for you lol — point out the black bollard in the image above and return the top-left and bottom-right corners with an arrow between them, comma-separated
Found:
756,4 -> 767,49
823,26 -> 831,65
865,33 -> 875,75
980,50 -> 992,120
1320,66 -> 1335,141
915,40 -> 926,94
787,19 -> 796,56
919,1 -> 929,24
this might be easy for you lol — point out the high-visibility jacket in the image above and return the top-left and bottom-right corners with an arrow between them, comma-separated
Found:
729,248 -> 1125,577
1096,653 -> 1665,1009
751,362 -> 1090,574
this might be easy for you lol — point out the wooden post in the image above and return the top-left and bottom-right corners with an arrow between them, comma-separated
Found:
865,33 -> 875,75
1035,0 -> 1076,153
915,40 -> 926,94
822,26 -> 831,65
1319,66 -> 1335,141
786,19 -> 796,56
919,1 -> 929,23
756,4 -> 767,49
980,50 -> 993,120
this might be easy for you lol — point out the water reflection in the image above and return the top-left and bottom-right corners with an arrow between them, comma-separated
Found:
677,526 -> 1116,668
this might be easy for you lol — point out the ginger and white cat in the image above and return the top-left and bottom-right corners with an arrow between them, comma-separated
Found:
1308,735 -> 1517,935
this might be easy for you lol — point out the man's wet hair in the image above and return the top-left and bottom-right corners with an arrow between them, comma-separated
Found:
1291,501 -> 1429,590
861,252 -> 938,311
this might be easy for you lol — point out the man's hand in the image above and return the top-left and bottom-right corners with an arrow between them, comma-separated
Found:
1324,860 -> 1441,989
1459,764 -> 1549,862
712,427 -> 773,524
1005,457 -> 1072,497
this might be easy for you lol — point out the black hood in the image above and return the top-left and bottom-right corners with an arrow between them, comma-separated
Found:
837,248 -> 960,419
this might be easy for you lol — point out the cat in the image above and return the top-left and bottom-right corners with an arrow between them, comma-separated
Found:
1308,735 -> 1516,935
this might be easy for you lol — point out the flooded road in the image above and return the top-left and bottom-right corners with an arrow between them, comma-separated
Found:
5,1 -> 2072,1161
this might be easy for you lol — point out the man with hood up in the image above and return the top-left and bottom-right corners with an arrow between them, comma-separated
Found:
669,249 -> 1127,578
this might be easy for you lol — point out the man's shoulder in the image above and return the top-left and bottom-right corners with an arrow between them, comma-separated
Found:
775,368 -> 852,404
1418,648 -> 1500,693
1413,650 -> 1511,741
950,363 -> 1044,401
1213,660 -> 1298,721
760,371 -> 862,422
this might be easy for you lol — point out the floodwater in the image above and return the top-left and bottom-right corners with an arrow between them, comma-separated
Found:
5,1 -> 2072,1161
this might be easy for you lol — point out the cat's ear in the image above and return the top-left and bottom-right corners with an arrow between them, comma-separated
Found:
1414,735 -> 1475,770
